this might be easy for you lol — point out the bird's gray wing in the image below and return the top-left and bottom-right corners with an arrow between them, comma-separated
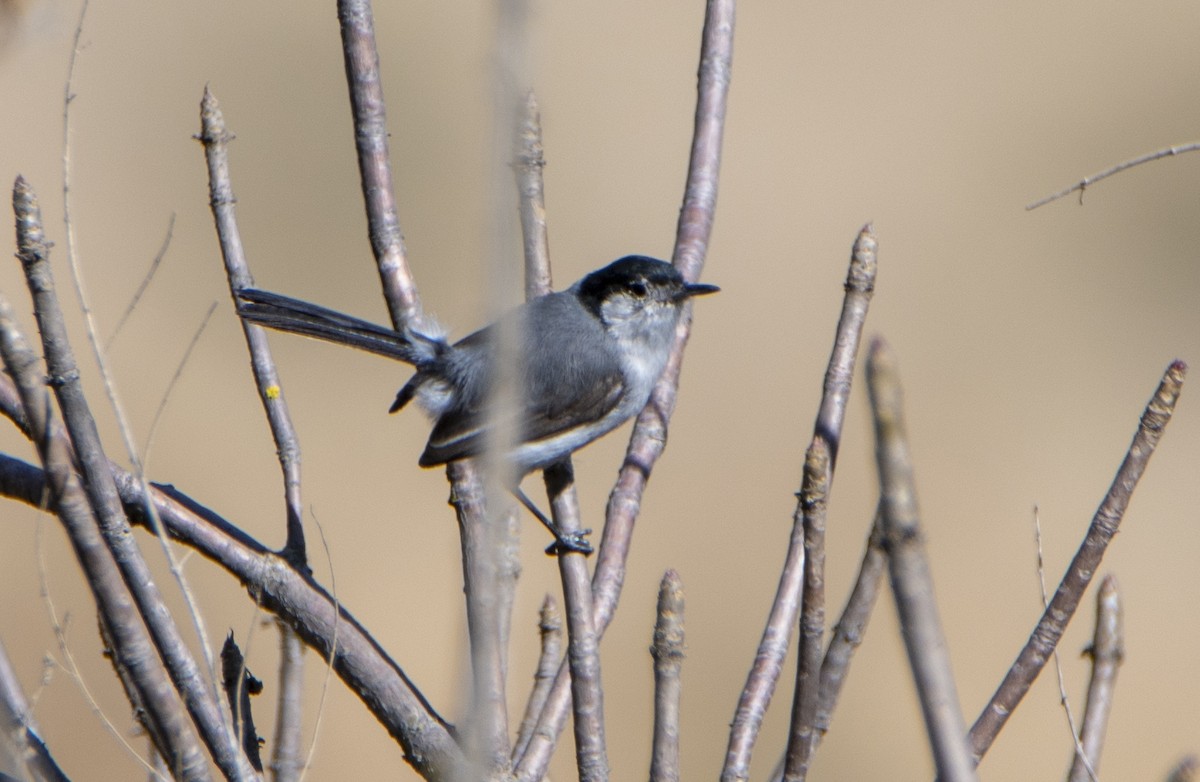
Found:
418,297 -> 625,467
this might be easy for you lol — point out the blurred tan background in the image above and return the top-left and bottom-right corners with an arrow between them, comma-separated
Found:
1,1 -> 1198,779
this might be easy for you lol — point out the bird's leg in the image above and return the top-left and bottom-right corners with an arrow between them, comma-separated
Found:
511,485 -> 592,556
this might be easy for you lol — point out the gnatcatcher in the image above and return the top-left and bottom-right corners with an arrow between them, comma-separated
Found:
236,255 -> 718,553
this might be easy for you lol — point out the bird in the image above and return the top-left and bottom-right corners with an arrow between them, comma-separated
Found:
236,255 -> 718,553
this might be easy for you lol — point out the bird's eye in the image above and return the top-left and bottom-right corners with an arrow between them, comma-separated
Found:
628,281 -> 648,297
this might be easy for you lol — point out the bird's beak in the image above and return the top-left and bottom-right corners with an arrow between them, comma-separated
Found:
679,281 -> 720,300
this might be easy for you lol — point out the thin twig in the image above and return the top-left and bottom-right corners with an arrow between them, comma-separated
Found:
781,438 -> 831,782
1066,574 -> 1123,782
35,525 -> 161,780
0,637 -> 71,782
513,2 -> 735,776
105,211 -> 175,350
868,339 -> 976,782
1033,508 -> 1093,782
1031,508 -> 1091,780
969,360 -> 1186,762
722,225 -> 876,782
513,597 -> 562,760
142,303 -> 218,459
649,570 -> 686,782
1027,142 -> 1200,209
512,57 -> 611,782
296,508 -> 341,782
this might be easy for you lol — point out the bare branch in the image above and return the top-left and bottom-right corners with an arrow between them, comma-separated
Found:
547,462 -> 609,782
722,225 -> 876,782
868,339 -> 976,782
447,459 -> 516,775
0,637 -> 71,782
815,508 -> 885,735
1027,141 -> 1200,209
198,86 -> 308,565
781,438 -> 831,782
1033,508 -> 1091,782
512,597 -> 562,760
336,0 -> 423,328
0,292 -> 207,780
270,625 -> 306,782
1066,575 -> 1123,782
649,570 -> 686,782
12,179 -> 231,780
969,360 -> 1186,762
196,88 -> 311,775
515,91 -> 552,300
0,380 -> 469,780
220,633 -> 264,773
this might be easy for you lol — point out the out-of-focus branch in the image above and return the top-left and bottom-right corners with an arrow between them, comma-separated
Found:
649,570 -> 685,782
1166,756 -> 1199,782
723,226 -> 876,782
969,360 -> 1186,762
447,459 -> 514,775
1066,574 -> 1123,782
513,2 -> 735,776
516,91 -> 552,300
271,622 -> 306,782
868,339 -> 976,782
511,73 -> 610,782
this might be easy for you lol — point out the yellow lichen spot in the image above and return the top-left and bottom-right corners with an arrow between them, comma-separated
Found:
265,385 -> 281,400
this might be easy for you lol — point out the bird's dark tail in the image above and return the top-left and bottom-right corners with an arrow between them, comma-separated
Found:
235,288 -> 442,365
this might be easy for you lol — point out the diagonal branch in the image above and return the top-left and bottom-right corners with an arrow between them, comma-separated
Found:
722,224 -> 876,782
968,360 -> 1186,764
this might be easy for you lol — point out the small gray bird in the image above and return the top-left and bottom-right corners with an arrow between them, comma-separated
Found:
236,255 -> 717,552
